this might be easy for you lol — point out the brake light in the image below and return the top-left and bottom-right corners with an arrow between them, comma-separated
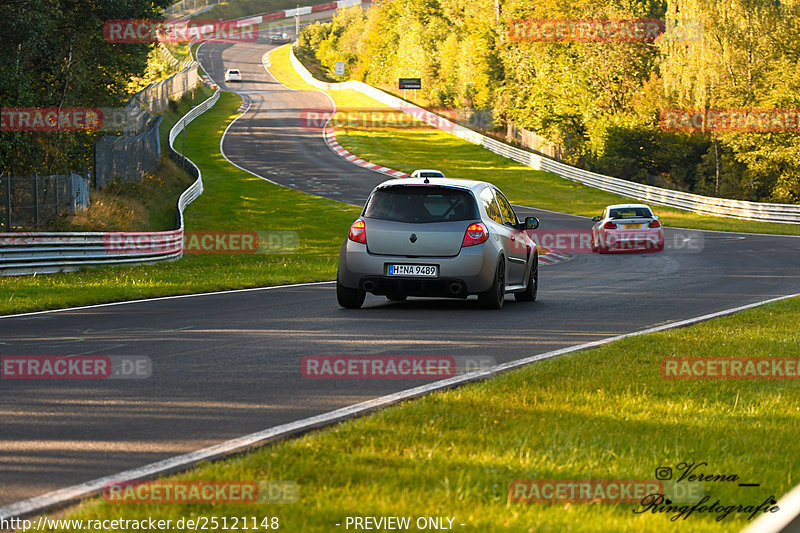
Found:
462,222 -> 488,247
348,219 -> 367,244
648,220 -> 661,228
603,221 -> 617,229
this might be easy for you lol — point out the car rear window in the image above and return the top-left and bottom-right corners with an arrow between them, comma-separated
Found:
364,185 -> 478,223
609,207 -> 653,219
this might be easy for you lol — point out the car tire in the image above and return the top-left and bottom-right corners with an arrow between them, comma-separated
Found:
337,278 -> 365,309
478,258 -> 505,310
514,254 -> 538,302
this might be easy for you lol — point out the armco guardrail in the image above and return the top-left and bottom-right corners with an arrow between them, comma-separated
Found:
0,89 -> 219,276
288,47 -> 800,225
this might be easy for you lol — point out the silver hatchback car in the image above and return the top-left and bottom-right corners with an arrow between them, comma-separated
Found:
336,178 -> 540,309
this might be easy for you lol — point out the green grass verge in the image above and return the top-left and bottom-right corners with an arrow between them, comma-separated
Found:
0,90 -> 359,315
270,45 -> 800,236
39,296 -> 800,532
164,43 -> 192,63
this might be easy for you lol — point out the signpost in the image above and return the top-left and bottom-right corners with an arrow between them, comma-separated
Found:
399,78 -> 421,101
335,61 -> 345,78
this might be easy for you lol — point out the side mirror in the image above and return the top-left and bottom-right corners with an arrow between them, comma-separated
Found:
654,214 -> 660,220
591,216 -> 601,222
525,216 -> 539,230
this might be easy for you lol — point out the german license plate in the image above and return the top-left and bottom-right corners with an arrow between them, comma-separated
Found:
387,264 -> 438,277
624,224 -> 642,229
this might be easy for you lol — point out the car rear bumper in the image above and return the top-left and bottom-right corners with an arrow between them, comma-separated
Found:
337,240 -> 499,296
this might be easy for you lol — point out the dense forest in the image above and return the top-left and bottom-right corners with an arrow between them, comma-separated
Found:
299,0 -> 800,203
0,0 -> 171,176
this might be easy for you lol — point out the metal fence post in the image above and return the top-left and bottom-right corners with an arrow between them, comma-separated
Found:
4,173 -> 9,231
182,116 -> 186,169
33,173 -> 40,227
54,174 -> 60,218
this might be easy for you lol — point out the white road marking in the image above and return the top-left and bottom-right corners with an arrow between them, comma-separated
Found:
2,291 -> 798,520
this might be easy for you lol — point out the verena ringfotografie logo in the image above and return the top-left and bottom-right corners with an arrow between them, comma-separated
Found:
102,231 -> 299,255
661,357 -> 800,380
509,479 -> 663,503
301,355 -> 495,379
300,108 -> 457,131
661,109 -> 800,133
637,462 -> 778,521
103,19 -> 258,44
103,480 -> 298,504
1,356 -> 151,379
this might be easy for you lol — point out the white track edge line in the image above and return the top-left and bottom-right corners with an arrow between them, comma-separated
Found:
0,281 -> 335,320
742,482 -> 800,533
2,290 -> 799,521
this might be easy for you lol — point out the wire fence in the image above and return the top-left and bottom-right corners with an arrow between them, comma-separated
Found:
506,123 -> 564,161
94,116 -> 164,189
0,32 -> 201,231
0,172 -> 90,231
130,62 -> 201,115
93,62 -> 201,188
166,0 -> 220,19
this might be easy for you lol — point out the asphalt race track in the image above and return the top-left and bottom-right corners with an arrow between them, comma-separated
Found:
208,40 -> 384,205
2,36 -> 800,508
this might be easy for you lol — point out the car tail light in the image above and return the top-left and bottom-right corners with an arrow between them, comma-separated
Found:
603,221 -> 617,229
462,222 -> 488,247
648,220 -> 661,228
348,219 -> 366,244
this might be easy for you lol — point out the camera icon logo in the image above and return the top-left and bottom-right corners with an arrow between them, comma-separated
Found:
655,467 -> 673,480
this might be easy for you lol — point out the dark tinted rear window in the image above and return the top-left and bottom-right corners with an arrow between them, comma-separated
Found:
609,207 -> 653,219
364,185 -> 478,223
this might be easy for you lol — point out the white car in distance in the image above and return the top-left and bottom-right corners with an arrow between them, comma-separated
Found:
224,69 -> 242,82
410,169 -> 445,179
